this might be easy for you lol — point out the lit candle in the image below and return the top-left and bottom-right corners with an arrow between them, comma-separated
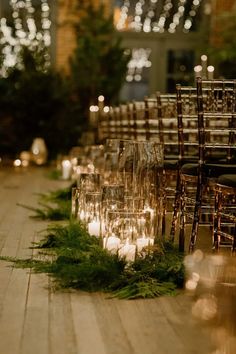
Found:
20,151 -> 31,167
104,234 -> 121,253
118,239 -> 136,262
61,159 -> 72,180
88,220 -> 100,237
136,236 -> 154,252
89,105 -> 99,127
79,210 -> 86,221
194,65 -> 202,79
201,54 -> 208,79
98,95 -> 105,111
13,159 -> 22,167
207,65 -> 214,80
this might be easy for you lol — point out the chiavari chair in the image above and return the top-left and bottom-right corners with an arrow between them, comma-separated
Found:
181,78 -> 236,253
167,85 -> 199,249
98,103 -> 134,141
139,92 -> 192,239
214,178 -> 236,251
98,105 -> 120,141
212,81 -> 236,251
154,92 -> 179,236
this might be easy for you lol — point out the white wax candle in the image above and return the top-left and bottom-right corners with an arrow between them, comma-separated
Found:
105,234 -> 121,254
207,65 -> 214,80
194,65 -> 202,79
61,159 -> 72,180
79,210 -> 86,221
118,239 -> 136,262
136,236 -> 154,252
88,220 -> 100,237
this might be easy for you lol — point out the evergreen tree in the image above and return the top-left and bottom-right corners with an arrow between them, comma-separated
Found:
68,3 -> 130,121
0,47 -> 82,159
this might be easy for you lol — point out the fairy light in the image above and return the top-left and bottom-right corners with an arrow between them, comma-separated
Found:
183,0 -> 202,32
130,0 -> 145,32
116,0 -> 202,33
116,0 -> 130,30
142,0 -> 157,33
153,0 -> 171,33
126,48 -> 152,82
0,0 -> 51,76
168,0 -> 186,33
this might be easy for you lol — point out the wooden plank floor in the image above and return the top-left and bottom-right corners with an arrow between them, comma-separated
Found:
0,166 -> 215,354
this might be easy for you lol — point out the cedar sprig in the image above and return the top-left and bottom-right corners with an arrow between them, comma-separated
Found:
17,200 -> 71,220
0,221 -> 185,299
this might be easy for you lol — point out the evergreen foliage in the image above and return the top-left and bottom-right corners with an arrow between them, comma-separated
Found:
17,200 -> 71,221
36,185 -> 74,203
0,48 -> 82,158
0,221 -> 185,299
68,3 -> 130,121
0,3 -> 129,158
17,184 -> 75,220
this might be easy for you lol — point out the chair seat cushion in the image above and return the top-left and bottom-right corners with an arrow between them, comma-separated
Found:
181,163 -> 236,177
206,164 -> 236,178
217,174 -> 236,188
164,155 -> 199,171
181,163 -> 198,176
164,159 -> 178,170
164,155 -> 179,160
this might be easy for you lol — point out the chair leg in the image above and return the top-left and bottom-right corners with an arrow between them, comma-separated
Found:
213,187 -> 222,251
161,169 -> 167,237
178,176 -> 186,252
189,178 -> 204,253
232,223 -> 236,253
170,171 -> 181,242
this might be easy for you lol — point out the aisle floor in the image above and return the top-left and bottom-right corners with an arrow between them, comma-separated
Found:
0,167 -> 229,354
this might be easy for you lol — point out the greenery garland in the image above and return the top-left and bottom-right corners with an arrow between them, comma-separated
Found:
0,221 -> 185,299
17,200 -> 71,220
17,185 -> 74,220
4,185 -> 186,299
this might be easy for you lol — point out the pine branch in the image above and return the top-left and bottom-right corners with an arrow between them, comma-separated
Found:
17,200 -> 71,220
0,221 -> 185,299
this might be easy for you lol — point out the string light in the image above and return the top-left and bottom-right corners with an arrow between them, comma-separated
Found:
116,0 -> 130,30
126,48 -> 152,82
0,0 -> 51,76
183,0 -> 202,32
130,0 -> 144,32
115,0 -> 202,33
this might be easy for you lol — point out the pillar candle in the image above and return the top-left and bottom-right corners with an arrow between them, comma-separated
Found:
136,236 -> 154,252
118,239 -> 136,262
104,234 -> 121,253
88,220 -> 100,237
61,159 -> 72,180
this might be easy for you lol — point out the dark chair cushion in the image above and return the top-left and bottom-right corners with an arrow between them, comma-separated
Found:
206,164 -> 236,178
164,154 -> 179,160
181,163 -> 236,178
217,174 -> 236,188
181,163 -> 198,176
164,155 -> 199,171
164,159 -> 178,170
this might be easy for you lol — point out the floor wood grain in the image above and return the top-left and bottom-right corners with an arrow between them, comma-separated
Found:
0,166 -> 216,354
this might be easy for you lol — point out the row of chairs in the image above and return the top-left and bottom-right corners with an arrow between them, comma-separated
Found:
98,78 -> 236,253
